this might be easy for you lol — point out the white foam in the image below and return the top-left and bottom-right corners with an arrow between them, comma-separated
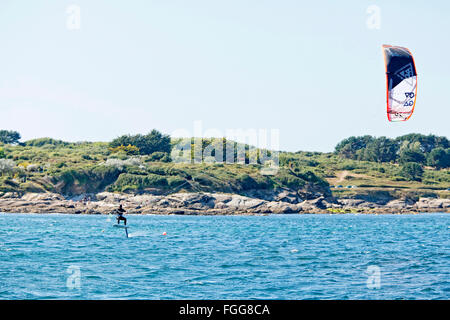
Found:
128,231 -> 150,238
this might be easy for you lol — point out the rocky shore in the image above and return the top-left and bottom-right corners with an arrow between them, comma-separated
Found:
0,190 -> 449,215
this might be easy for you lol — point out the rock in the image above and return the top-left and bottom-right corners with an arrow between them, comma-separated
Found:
308,197 -> 329,209
416,197 -> 450,210
339,199 -> 366,207
226,196 -> 265,210
386,199 -> 410,209
298,200 -> 318,211
1,192 -> 22,199
243,188 -> 302,204
338,198 -> 383,209
1,191 -> 449,215
21,193 -> 64,201
265,202 -> 300,214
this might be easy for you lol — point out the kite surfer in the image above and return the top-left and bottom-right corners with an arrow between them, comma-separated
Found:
116,204 -> 127,225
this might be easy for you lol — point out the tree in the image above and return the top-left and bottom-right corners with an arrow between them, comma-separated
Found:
395,134 -> 449,153
0,130 -> 21,145
110,130 -> 171,156
334,135 -> 374,159
335,134 -> 450,164
398,148 -> 426,164
400,162 -> 424,181
0,147 -> 5,159
361,137 -> 399,163
427,148 -> 450,169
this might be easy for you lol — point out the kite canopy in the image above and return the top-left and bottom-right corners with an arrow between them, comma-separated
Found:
382,45 -> 417,122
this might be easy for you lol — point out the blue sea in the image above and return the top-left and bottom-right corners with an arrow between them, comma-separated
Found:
0,212 -> 449,299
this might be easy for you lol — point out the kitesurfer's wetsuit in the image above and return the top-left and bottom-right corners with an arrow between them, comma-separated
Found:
117,207 -> 127,225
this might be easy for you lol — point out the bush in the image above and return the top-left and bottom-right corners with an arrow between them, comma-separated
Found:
25,138 -> 68,147
167,176 -> 186,188
0,159 -> 15,175
108,144 -> 140,155
22,182 -> 46,193
395,134 -> 449,153
398,148 -> 426,164
304,159 -> 319,167
193,174 -> 215,187
146,166 -> 170,176
26,164 -> 40,172
56,162 -> 67,168
335,135 -> 374,159
427,148 -> 450,169
359,137 -> 399,163
339,163 -> 357,171
110,130 -> 171,156
112,173 -> 168,192
148,152 -> 171,162
236,174 -> 259,190
103,158 -> 142,170
400,162 -> 424,181
276,172 -> 307,189
53,165 -> 122,195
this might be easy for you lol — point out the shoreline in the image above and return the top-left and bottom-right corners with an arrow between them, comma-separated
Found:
1,211 -> 448,216
0,191 -> 449,215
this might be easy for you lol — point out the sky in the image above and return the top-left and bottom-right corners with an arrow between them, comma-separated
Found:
0,0 -> 449,152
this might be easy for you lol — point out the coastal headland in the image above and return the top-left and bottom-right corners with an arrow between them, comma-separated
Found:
0,131 -> 448,214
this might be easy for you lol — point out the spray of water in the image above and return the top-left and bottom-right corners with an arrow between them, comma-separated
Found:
127,231 -> 150,238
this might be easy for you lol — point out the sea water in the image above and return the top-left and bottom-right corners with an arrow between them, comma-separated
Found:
0,213 -> 448,299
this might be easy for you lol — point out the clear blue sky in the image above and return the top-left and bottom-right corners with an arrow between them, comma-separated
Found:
0,0 -> 449,152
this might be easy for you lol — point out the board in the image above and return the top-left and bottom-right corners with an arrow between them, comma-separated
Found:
113,224 -> 129,229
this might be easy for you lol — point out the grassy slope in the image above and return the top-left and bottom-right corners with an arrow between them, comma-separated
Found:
281,152 -> 450,200
0,142 -> 328,197
0,142 -> 449,200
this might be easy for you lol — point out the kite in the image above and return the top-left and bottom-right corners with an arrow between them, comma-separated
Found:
382,45 -> 417,122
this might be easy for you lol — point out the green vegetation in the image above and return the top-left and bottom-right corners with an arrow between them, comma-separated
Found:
25,137 -> 69,147
330,133 -> 449,198
0,130 -> 21,145
335,134 -> 448,164
110,130 -> 171,155
427,148 -> 450,169
400,162 -> 424,182
0,130 -> 448,200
